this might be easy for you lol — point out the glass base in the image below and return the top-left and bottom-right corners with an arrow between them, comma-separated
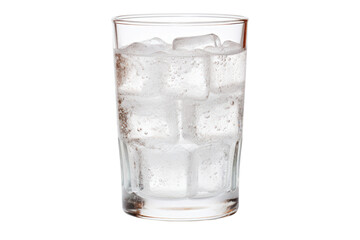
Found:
123,191 -> 238,221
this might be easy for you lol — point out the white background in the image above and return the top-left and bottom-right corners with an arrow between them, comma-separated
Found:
0,0 -> 359,239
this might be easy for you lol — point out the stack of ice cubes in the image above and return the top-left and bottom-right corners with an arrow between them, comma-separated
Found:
115,34 -> 246,198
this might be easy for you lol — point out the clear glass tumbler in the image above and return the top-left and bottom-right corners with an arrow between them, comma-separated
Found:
113,14 -> 248,220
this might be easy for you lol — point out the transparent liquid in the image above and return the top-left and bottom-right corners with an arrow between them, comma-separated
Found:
115,35 -> 246,220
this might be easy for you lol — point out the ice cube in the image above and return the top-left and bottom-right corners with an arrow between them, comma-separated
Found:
205,41 -> 247,94
222,41 -> 243,52
121,42 -> 149,54
209,51 -> 247,94
115,53 -> 166,96
192,143 -> 230,195
182,94 -> 243,144
126,143 -> 142,193
142,37 -> 171,51
204,40 -> 243,55
115,38 -> 171,96
129,144 -> 191,198
173,34 -> 221,50
117,96 -> 179,145
161,51 -> 210,100
119,37 -> 171,55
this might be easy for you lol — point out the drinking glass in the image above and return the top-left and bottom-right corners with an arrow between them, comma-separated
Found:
113,14 -> 248,220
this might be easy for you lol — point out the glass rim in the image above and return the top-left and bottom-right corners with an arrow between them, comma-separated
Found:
113,13 -> 248,26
